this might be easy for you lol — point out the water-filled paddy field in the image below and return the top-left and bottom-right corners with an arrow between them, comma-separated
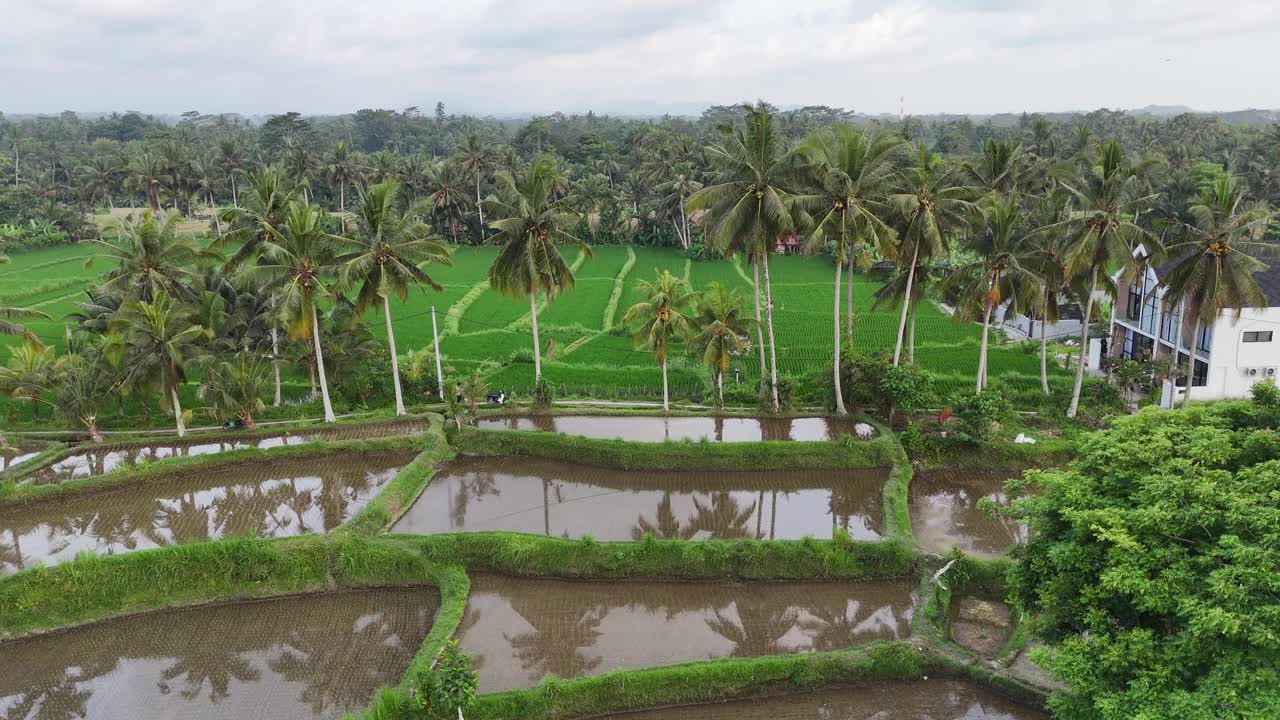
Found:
17,417 -> 426,484
474,415 -> 867,442
601,679 -> 1049,720
0,588 -> 438,720
909,467 -> 1028,560
0,450 -> 414,573
1,443 -> 43,472
455,573 -> 916,692
392,456 -> 888,540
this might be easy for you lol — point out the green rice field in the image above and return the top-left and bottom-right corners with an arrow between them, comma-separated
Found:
1,243 -> 1072,404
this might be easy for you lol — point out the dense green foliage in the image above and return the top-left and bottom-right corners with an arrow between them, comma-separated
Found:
1009,402 -> 1280,719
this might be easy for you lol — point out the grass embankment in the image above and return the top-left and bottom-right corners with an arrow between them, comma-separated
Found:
338,419 -> 455,536
453,426 -> 895,470
402,531 -> 916,580
0,433 -> 429,504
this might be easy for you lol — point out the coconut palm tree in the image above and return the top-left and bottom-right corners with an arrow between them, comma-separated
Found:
325,141 -> 360,229
425,158 -> 473,244
56,351 -> 112,442
0,341 -> 59,420
793,125 -> 903,413
624,270 -> 699,412
1161,174 -> 1275,408
484,156 -> 584,383
217,137 -> 246,206
341,180 -> 452,415
92,210 -> 211,302
78,155 -> 120,210
216,165 -> 299,270
947,195 -> 1039,391
125,151 -> 169,211
887,144 -> 975,366
456,133 -> 496,243
117,290 -> 204,437
689,102 -> 802,411
197,353 -> 269,429
963,140 -> 1028,195
1023,202 -> 1072,395
249,202 -> 345,422
694,282 -> 751,405
1043,140 -> 1155,417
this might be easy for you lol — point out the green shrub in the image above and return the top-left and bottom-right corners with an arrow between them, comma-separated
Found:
532,376 -> 554,410
1251,379 -> 1279,409
952,389 -> 1011,442
880,364 -> 932,420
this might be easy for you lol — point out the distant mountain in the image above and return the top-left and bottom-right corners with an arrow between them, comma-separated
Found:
1130,104 -> 1196,117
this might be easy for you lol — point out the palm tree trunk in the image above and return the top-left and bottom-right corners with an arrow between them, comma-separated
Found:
1040,296 -> 1050,396
529,289 -> 542,382
83,416 -> 104,443
209,192 -> 222,235
909,304 -> 917,364
475,173 -> 485,243
170,384 -> 186,438
1066,268 -> 1098,419
271,295 -> 282,407
717,370 -> 724,405
892,244 -> 920,366
752,258 -> 767,403
231,174 -> 238,207
977,302 -> 993,392
832,255 -> 847,414
1179,302 -> 1196,410
339,183 -> 346,231
661,358 -> 670,413
846,250 -> 855,340
761,252 -> 781,412
680,193 -> 690,250
383,295 -> 407,416
311,303 -> 337,423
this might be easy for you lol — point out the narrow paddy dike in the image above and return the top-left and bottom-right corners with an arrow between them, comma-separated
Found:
0,587 -> 439,720
0,450 -> 416,573
392,456 -> 889,540
15,417 -> 428,485
601,679 -> 1049,720
456,573 -> 916,693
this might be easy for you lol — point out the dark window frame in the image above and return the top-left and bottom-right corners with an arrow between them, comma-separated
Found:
1243,331 -> 1273,343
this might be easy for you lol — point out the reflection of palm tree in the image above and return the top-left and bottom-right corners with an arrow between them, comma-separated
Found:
270,611 -> 412,715
631,493 -> 697,540
212,484 -> 276,538
689,492 -> 758,539
156,493 -> 214,545
798,594 -> 911,648
450,470 -> 499,528
0,526 -> 26,572
505,599 -> 606,683
1,672 -> 95,720
158,651 -> 260,702
704,596 -> 799,657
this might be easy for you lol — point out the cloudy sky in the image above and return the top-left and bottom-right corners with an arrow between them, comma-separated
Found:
2,0 -> 1278,116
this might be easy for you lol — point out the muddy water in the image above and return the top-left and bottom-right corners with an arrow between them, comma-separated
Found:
603,679 -> 1048,720
1,443 -> 43,472
23,418 -> 426,484
392,457 -> 888,541
0,451 -> 415,573
475,415 -> 862,442
910,468 -> 1029,560
0,588 -> 438,720
456,574 -> 915,692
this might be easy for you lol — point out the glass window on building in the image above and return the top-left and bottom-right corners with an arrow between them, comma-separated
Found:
1243,331 -> 1274,343
1197,324 -> 1213,353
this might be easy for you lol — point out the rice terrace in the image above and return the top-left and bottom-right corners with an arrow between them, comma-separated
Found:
2,4 -> 1280,719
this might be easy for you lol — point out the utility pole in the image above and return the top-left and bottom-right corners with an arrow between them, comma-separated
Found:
431,305 -> 444,400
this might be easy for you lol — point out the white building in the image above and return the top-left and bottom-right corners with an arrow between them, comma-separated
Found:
1109,245 -> 1280,404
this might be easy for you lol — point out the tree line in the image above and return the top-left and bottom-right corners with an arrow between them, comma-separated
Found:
1,102 -> 1278,434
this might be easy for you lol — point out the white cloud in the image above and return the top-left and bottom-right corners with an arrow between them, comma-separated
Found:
0,0 -> 1276,115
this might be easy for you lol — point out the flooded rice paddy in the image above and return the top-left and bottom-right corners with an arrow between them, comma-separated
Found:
602,679 -> 1048,719
20,418 -> 426,484
392,456 -> 888,540
455,573 -> 915,692
475,415 -> 864,442
909,467 -> 1028,560
0,588 -> 438,720
0,451 -> 415,573
1,443 -> 44,472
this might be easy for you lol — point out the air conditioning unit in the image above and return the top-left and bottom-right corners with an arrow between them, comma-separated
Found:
1243,367 -> 1263,377
1268,368 -> 1278,377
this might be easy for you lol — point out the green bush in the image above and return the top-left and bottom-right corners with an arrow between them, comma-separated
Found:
532,376 -> 554,410
952,389 -> 1011,442
335,347 -> 396,409
880,364 -> 933,419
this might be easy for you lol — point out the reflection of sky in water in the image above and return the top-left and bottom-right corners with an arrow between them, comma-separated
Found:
910,469 -> 1029,560
394,458 -> 887,541
457,575 -> 915,692
1,461 -> 405,574
475,415 -> 862,443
